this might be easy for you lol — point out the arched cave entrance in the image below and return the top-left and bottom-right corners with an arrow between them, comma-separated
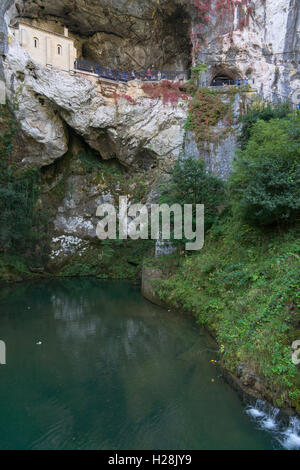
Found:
211,74 -> 238,86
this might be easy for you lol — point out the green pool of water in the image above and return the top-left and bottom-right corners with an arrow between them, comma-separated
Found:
0,279 -> 279,449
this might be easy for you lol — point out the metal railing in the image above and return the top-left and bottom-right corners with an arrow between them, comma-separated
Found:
74,59 -> 255,89
74,59 -> 189,82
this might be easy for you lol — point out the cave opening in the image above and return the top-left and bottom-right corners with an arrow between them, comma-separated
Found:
81,4 -> 192,73
211,72 -> 241,87
158,5 -> 192,72
14,0 -> 192,74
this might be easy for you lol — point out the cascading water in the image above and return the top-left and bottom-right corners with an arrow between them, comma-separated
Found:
246,400 -> 300,450
281,417 -> 300,450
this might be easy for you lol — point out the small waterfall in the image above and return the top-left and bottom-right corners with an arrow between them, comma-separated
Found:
281,417 -> 300,450
246,399 -> 300,450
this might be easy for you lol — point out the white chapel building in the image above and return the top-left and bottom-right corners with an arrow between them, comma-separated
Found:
10,22 -> 77,72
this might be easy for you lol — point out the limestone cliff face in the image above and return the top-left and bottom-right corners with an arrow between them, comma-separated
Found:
0,0 -> 299,259
0,0 -> 190,262
1,1 -> 299,171
2,37 -> 187,263
3,0 -> 191,71
4,39 -> 186,169
1,1 -> 298,174
2,1 -> 299,98
191,0 -> 300,102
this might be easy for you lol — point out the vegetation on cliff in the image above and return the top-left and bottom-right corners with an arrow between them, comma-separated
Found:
231,111 -> 300,226
187,87 -> 231,145
159,157 -> 225,244
0,106 -> 154,282
0,105 -> 49,281
154,108 -> 300,412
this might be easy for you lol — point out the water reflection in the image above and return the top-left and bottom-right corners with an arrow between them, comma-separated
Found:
0,279 -> 280,450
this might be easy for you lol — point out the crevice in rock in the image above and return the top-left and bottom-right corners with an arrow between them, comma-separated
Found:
137,148 -> 158,172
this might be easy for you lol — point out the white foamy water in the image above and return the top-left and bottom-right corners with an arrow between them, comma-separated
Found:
246,407 -> 265,419
262,417 -> 278,430
246,400 -> 300,450
280,418 -> 300,450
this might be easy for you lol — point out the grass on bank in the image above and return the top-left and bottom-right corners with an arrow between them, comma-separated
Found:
152,105 -> 300,412
155,219 -> 300,411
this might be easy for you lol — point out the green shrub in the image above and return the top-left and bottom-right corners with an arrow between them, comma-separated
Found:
188,88 -> 230,145
0,105 -> 48,261
0,165 -> 40,250
230,115 -> 300,227
239,102 -> 292,149
159,157 -> 225,246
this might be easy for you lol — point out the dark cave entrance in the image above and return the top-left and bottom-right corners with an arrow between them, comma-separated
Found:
160,5 -> 192,72
80,4 -> 192,73
211,74 -> 238,86
14,1 -> 192,74
210,65 -> 242,86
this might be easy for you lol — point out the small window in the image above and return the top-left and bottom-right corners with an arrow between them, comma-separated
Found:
57,45 -> 62,55
34,37 -> 39,48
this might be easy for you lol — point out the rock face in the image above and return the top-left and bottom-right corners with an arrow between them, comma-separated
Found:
1,0 -> 299,172
0,0 -> 299,256
183,89 -> 249,180
2,1 -> 298,99
1,14 -> 188,262
3,0 -> 191,71
190,0 -> 300,102
1,1 -> 298,172
4,39 -> 187,169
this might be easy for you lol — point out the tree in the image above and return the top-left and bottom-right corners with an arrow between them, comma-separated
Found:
230,115 -> 300,227
0,105 -> 47,260
159,157 -> 225,247
238,102 -> 291,149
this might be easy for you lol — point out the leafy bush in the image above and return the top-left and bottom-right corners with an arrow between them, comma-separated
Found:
230,114 -> 300,227
188,87 -> 230,145
0,106 -> 47,261
0,166 -> 40,251
159,157 -> 225,246
141,80 -> 187,106
185,64 -> 208,95
239,102 -> 291,149
78,152 -> 104,173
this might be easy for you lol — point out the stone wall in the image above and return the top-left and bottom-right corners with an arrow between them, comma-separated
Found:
141,266 -> 164,306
